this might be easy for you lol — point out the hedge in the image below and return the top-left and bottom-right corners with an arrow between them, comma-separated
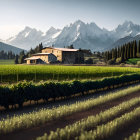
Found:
0,73 -> 140,109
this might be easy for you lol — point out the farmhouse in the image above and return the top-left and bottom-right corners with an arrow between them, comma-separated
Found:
24,53 -> 57,64
25,47 -> 84,64
42,47 -> 84,64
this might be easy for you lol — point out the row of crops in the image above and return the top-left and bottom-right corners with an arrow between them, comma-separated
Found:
37,97 -> 140,140
0,85 -> 140,139
76,107 -> 140,140
0,85 -> 139,134
125,129 -> 140,140
0,65 -> 139,82
0,73 -> 140,109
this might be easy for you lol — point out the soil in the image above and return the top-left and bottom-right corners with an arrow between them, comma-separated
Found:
0,90 -> 140,140
107,118 -> 140,140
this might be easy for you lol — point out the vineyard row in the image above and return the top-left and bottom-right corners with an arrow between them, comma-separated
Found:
0,73 -> 140,109
36,97 -> 140,140
76,106 -> 140,140
0,85 -> 140,135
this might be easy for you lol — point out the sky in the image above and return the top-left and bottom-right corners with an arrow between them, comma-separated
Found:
0,0 -> 140,40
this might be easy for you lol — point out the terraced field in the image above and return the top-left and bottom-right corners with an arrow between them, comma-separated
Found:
0,85 -> 140,140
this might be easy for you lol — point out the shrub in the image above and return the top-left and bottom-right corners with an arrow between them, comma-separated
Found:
107,59 -> 116,65
85,58 -> 93,64
137,61 -> 140,67
120,63 -> 125,67
116,57 -> 122,64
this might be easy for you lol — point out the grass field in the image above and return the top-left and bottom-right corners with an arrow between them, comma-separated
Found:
126,58 -> 140,65
0,65 -> 140,82
0,59 -> 15,65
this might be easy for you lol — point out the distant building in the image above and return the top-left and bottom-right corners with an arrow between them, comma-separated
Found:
42,47 -> 84,64
25,47 -> 84,64
24,53 -> 57,64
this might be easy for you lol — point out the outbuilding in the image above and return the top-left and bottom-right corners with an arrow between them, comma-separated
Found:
24,53 -> 57,64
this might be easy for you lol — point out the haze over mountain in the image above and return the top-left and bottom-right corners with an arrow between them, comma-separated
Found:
0,41 -> 25,54
4,20 -> 140,51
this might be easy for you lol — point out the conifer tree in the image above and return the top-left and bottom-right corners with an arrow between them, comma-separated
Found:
14,55 -> 19,64
112,49 -> 115,59
121,46 -> 124,62
127,43 -> 130,59
114,48 -> 117,59
133,40 -> 137,58
137,40 -> 140,57
124,45 -> 127,60
130,42 -> 133,58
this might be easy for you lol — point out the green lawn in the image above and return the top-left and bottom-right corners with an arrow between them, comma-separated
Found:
0,59 -> 15,65
126,58 -> 140,65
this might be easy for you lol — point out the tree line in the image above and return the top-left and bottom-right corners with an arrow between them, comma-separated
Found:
104,40 -> 140,63
15,43 -> 43,64
0,50 -> 16,59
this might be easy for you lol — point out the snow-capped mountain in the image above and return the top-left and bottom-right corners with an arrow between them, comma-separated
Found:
6,26 -> 44,50
6,20 -> 140,51
111,34 -> 140,49
45,20 -> 116,51
114,21 -> 140,38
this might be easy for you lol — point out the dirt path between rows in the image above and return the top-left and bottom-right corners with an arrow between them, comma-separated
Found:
70,103 -> 140,140
0,90 -> 140,140
107,118 -> 140,140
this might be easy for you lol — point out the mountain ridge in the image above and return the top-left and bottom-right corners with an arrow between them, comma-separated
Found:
4,20 -> 140,51
0,41 -> 25,54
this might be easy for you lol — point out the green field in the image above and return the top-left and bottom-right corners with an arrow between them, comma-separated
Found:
126,58 -> 140,65
0,59 -> 15,65
0,65 -> 140,82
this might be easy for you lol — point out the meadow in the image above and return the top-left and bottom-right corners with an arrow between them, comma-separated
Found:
0,65 -> 140,83
126,58 -> 140,65
0,59 -> 15,65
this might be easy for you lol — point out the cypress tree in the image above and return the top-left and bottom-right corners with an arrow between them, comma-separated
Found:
124,45 -> 127,60
114,48 -> 117,59
107,51 -> 109,61
14,55 -> 19,64
130,42 -> 133,58
133,40 -> 137,58
137,40 -> 140,57
121,46 -> 124,62
112,49 -> 115,59
127,43 -> 130,59
117,47 -> 120,58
